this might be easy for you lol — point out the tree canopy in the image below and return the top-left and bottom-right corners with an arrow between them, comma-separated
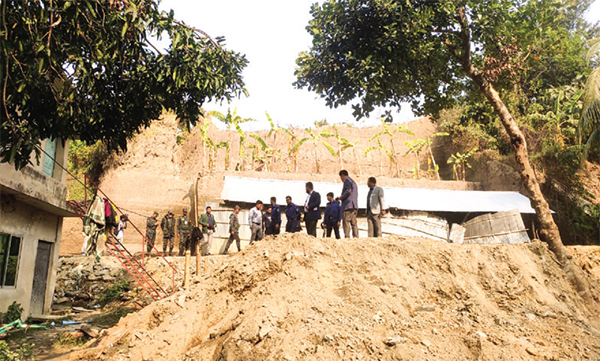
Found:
1,0 -> 248,169
295,0 -> 596,121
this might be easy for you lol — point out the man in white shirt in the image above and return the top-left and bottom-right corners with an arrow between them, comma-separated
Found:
248,200 -> 264,245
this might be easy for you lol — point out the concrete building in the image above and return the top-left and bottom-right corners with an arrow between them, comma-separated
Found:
0,138 -> 75,318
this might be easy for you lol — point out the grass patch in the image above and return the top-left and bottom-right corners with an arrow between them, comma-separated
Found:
90,308 -> 136,328
52,332 -> 87,349
97,279 -> 130,306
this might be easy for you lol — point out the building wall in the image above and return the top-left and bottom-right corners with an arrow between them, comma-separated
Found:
0,201 -> 62,318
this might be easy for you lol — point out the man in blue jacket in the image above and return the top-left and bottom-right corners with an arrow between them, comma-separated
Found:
303,182 -> 321,237
337,170 -> 359,238
324,192 -> 342,239
269,196 -> 281,235
285,196 -> 300,233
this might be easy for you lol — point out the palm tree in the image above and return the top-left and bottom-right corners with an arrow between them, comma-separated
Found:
447,147 -> 478,181
580,38 -> 600,162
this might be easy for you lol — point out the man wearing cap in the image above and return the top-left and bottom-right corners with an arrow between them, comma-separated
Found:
177,208 -> 193,256
146,211 -> 159,254
199,206 -> 217,255
161,210 -> 176,256
223,205 -> 241,254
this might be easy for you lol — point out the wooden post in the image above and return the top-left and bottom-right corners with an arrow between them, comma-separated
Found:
196,243 -> 201,276
184,250 -> 191,287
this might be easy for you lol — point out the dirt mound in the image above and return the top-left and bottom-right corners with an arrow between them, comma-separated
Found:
69,235 -> 600,361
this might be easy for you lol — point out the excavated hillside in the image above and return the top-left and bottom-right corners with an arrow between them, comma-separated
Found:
61,115 -> 526,254
69,234 -> 600,361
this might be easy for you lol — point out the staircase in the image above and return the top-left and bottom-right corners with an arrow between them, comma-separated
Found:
104,235 -> 169,300
66,175 -> 177,301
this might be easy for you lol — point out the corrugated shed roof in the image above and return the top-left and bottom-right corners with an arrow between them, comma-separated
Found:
220,176 -> 539,214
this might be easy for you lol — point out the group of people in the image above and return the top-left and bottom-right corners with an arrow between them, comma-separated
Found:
144,170 -> 387,256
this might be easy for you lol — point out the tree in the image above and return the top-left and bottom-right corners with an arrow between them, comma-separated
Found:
234,123 -> 247,171
580,38 -> 600,161
447,147 -> 478,181
216,141 -> 230,170
404,139 -> 425,179
289,135 -> 309,172
207,107 -> 255,126
1,0 -> 247,169
295,0 -> 594,298
305,128 -> 324,173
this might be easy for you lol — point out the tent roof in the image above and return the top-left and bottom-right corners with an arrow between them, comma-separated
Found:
220,176 -> 539,214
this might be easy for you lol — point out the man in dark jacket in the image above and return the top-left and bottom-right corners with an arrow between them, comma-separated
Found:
303,182 -> 321,237
324,193 -> 342,239
146,211 -> 159,253
337,170 -> 359,238
269,197 -> 281,235
161,210 -> 176,256
285,196 -> 300,233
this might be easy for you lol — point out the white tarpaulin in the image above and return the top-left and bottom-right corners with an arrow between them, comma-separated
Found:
220,176 -> 539,214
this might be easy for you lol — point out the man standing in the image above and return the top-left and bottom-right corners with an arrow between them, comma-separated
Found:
337,170 -> 359,238
285,196 -> 300,233
146,211 -> 159,253
248,200 -> 264,245
304,182 -> 321,237
367,177 -> 387,237
270,197 -> 281,235
161,210 -> 176,256
199,206 -> 217,255
324,193 -> 342,239
177,208 -> 192,256
263,206 -> 273,236
223,205 -> 241,254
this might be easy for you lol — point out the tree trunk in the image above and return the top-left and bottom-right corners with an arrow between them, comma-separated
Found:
314,144 -> 320,173
390,139 -> 399,177
472,75 -> 591,301
427,144 -> 441,180
354,148 -> 362,175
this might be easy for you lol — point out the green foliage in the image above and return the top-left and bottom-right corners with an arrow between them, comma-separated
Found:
447,147 -> 478,181
580,37 -> 600,161
53,332 -> 87,348
1,0 -> 248,170
66,140 -> 107,199
0,340 -> 34,361
0,302 -> 23,324
97,279 -> 130,306
208,108 -> 255,126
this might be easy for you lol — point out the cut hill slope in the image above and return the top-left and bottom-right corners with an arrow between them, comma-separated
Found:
70,235 -> 600,361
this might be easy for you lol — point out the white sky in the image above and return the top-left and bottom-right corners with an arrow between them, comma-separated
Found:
159,0 -> 600,131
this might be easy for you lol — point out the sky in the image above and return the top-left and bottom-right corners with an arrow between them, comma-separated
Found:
159,0 -> 600,131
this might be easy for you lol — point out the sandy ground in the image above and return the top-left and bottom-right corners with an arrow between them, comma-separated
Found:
64,234 -> 600,361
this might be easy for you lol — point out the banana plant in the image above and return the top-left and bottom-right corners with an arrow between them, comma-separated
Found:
447,147 -> 478,181
305,128 -> 325,173
289,134 -> 309,172
364,135 -> 392,175
205,138 -> 217,172
234,123 -> 248,171
197,118 -> 211,172
249,134 -> 275,171
404,138 -> 426,179
370,119 -> 415,177
216,141 -> 230,170
341,138 -> 361,175
424,132 -> 449,180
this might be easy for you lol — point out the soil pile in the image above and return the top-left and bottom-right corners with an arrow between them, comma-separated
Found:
70,234 -> 600,361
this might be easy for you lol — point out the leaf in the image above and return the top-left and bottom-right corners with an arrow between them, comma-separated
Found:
322,140 -> 337,157
290,137 -> 309,154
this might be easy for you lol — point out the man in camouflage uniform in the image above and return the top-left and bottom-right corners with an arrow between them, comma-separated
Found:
161,210 -> 176,256
146,211 -> 159,254
223,205 -> 241,254
177,208 -> 193,256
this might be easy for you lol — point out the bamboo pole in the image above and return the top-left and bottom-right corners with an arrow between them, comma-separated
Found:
184,250 -> 191,287
196,243 -> 201,276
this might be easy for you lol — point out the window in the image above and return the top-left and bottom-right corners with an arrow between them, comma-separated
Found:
42,138 -> 57,177
0,234 -> 21,288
